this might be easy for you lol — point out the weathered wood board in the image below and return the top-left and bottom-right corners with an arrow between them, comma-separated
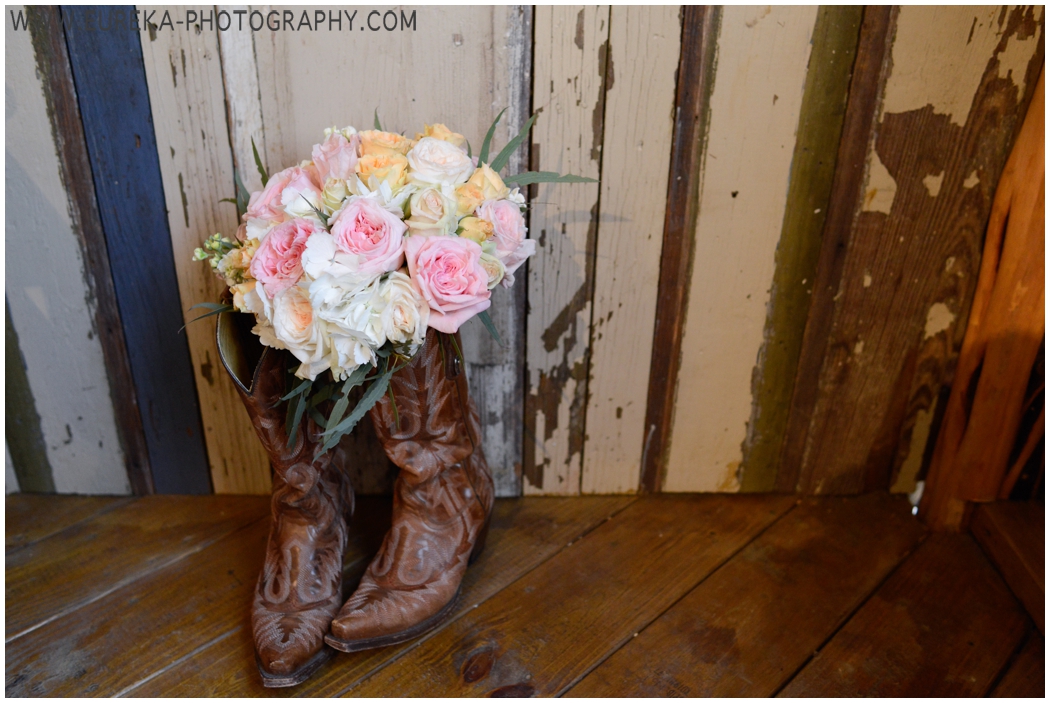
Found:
665,6 -> 820,492
524,5 -> 609,496
780,5 -> 1044,495
580,5 -> 681,494
140,10 -> 272,495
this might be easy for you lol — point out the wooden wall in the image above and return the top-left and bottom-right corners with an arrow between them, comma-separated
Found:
10,5 -> 1041,497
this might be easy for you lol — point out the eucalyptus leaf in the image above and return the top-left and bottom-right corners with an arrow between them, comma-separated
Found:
490,112 -> 537,173
318,367 -> 395,455
478,107 -> 507,166
252,137 -> 269,186
374,109 -> 382,131
281,378 -> 312,402
233,170 -> 250,218
477,310 -> 504,347
503,171 -> 598,186
179,303 -> 234,333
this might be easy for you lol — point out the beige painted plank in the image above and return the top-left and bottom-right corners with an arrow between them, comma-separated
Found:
248,6 -> 531,496
581,6 -> 681,494
216,5 -> 266,193
665,6 -> 818,493
524,6 -> 609,496
140,10 -> 271,495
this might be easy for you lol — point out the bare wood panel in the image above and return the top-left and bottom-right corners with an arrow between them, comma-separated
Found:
784,6 -> 1044,494
664,6 -> 820,493
990,629 -> 1045,697
128,496 -> 634,696
567,494 -> 925,696
4,496 -> 268,640
139,12 -> 272,495
249,6 -> 531,496
5,494 -> 130,551
216,5 -> 267,194
524,6 -> 609,496
581,5 -> 681,494
972,501 -> 1044,631
346,495 -> 796,697
779,534 -> 1029,697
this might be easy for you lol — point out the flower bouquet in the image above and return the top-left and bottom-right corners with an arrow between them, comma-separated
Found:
193,111 -> 592,454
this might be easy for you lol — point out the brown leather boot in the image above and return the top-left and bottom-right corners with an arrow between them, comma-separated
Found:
325,329 -> 494,652
217,312 -> 354,687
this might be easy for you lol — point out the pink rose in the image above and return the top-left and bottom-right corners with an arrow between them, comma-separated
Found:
249,218 -> 315,295
246,166 -> 321,222
476,199 -> 526,257
312,133 -> 360,182
406,235 -> 491,333
499,237 -> 536,288
329,197 -> 408,276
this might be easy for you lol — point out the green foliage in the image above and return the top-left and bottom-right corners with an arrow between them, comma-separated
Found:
477,310 -> 504,347
490,112 -> 537,173
503,171 -> 598,186
478,107 -> 507,166
180,302 -> 233,333
374,109 -> 383,131
252,137 -> 269,186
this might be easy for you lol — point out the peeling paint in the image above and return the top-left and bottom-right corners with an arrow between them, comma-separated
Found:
863,272 -> 872,288
591,39 -> 613,162
862,151 -> 896,213
891,396 -> 938,494
996,25 -> 1039,95
923,302 -> 955,339
963,170 -> 980,188
923,170 -> 945,197
853,339 -> 864,355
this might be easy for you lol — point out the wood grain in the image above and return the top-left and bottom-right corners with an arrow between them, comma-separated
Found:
62,6 -> 212,495
779,533 -> 1029,697
524,6 -> 609,496
582,5 -> 681,494
664,6 -> 820,493
139,8 -> 272,495
567,494 -> 925,697
127,496 -> 634,696
783,6 -> 1044,495
4,496 -> 267,640
990,629 -> 1045,697
346,495 -> 796,697
5,494 -> 130,551
641,5 -> 720,493
24,7 -> 151,494
972,501 -> 1044,631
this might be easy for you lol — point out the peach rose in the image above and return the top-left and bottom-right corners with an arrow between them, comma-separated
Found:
249,218 -> 315,295
312,132 -> 360,181
359,130 -> 414,157
329,197 -> 408,276
415,123 -> 467,151
466,164 -> 510,200
405,235 -> 491,333
357,153 -> 410,191
458,216 -> 494,244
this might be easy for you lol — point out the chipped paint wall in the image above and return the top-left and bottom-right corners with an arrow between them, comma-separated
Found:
664,6 -> 820,493
5,17 -> 129,494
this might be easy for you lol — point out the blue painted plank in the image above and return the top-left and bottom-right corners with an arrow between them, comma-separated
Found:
61,6 -> 211,494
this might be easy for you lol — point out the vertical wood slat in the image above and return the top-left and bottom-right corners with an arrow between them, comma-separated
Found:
779,5 -> 1044,495
63,6 -> 211,494
139,7 -> 271,495
26,7 -> 152,494
581,5 -> 682,494
640,6 -> 720,494
525,6 -> 610,496
663,6 -> 821,493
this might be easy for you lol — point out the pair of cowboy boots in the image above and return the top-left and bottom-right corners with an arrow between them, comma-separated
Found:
217,313 -> 493,687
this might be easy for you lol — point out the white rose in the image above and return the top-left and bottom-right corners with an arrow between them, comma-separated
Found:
407,137 -> 475,185
328,334 -> 377,380
301,231 -> 363,280
269,284 -> 329,380
373,270 -> 429,348
406,185 -> 459,236
280,169 -> 324,220
478,252 -> 506,290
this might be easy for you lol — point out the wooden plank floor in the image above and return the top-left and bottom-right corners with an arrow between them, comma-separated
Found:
5,493 -> 1041,697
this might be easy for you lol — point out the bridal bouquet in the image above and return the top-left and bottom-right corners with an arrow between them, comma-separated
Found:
193,111 -> 591,452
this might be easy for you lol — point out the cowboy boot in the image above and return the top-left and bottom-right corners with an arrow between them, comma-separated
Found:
325,329 -> 494,652
216,312 -> 354,687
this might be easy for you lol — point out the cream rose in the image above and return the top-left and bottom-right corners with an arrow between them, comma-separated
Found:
407,137 -> 476,185
373,270 -> 429,349
267,284 -> 329,380
478,252 -> 506,290
406,186 -> 459,236
458,216 -> 495,244
466,164 -> 511,200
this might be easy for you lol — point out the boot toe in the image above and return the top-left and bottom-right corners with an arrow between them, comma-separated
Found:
253,610 -> 331,677
330,584 -> 454,643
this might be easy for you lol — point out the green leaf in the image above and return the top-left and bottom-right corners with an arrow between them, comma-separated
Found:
318,368 -> 395,454
220,197 -> 238,205
465,138 -> 472,160
179,303 -> 234,333
503,171 -> 598,186
285,388 -> 308,448
280,378 -> 311,402
490,112 -> 537,173
301,194 -> 329,228
252,137 -> 269,186
478,107 -> 507,166
477,310 -> 504,347
233,170 -> 250,219
374,109 -> 382,131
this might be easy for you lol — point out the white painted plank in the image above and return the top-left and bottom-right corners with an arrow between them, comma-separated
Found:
580,5 -> 682,494
5,17 -> 128,494
665,6 -> 819,492
216,6 -> 266,193
524,5 -> 609,496
247,6 -> 531,495
140,10 -> 272,495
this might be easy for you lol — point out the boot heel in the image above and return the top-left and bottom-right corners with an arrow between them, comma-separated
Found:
469,516 -> 490,565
